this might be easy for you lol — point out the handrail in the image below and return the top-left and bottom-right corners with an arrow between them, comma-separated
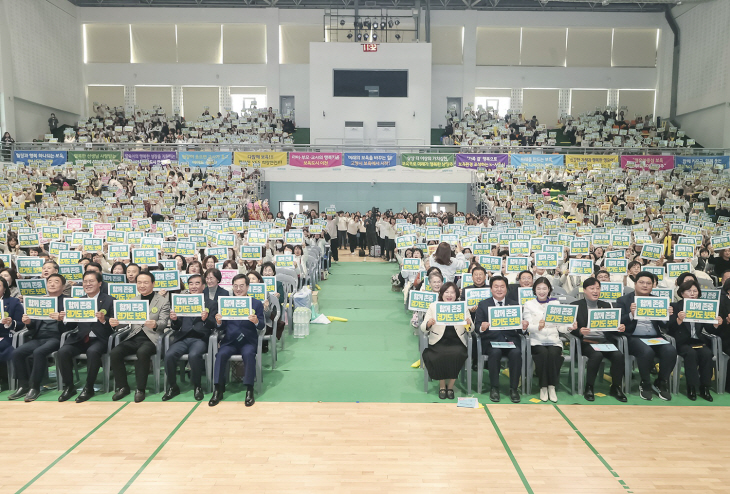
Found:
3,142 -> 729,157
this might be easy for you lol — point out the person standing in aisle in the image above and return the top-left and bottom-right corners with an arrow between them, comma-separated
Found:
337,211 -> 349,251
326,212 -> 339,263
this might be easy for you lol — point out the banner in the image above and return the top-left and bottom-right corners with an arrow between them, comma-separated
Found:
544,304 -> 578,326
17,279 -> 47,296
434,301 -> 467,325
13,150 -> 67,167
635,296 -> 670,321
454,153 -> 508,170
178,151 -> 232,168
24,296 -> 56,320
510,154 -> 564,169
63,298 -> 97,323
675,156 -> 730,170
620,155 -> 674,171
400,153 -> 454,170
68,151 -> 122,167
289,152 -> 342,168
109,283 -> 138,300
219,296 -> 253,320
172,294 -> 205,317
488,305 -> 523,330
565,155 -> 619,170
343,153 -> 397,169
123,151 -> 177,166
233,151 -> 288,169
114,300 -> 149,324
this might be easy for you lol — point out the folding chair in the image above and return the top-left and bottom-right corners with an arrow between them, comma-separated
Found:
709,334 -> 729,394
669,333 -> 723,394
262,294 -> 282,369
618,335 -> 676,395
56,331 -> 114,393
418,329 -> 472,394
163,331 -> 217,393
524,334 -> 573,395
111,328 -> 166,394
475,334 -> 527,394
212,326 -> 266,395
5,329 -> 28,391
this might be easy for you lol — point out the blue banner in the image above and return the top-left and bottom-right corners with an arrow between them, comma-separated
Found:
510,154 -> 564,169
178,151 -> 232,168
675,156 -> 730,170
343,152 -> 397,169
13,150 -> 67,167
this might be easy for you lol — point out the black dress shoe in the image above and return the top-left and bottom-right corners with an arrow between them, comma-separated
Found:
446,389 -> 455,400
489,386 -> 500,402
209,387 -> 223,407
699,385 -> 713,402
610,385 -> 627,403
76,387 -> 94,403
24,389 -> 41,402
438,388 -> 447,400
194,386 -> 204,401
8,387 -> 29,401
687,386 -> 697,401
134,390 -> 145,403
161,386 -> 180,401
112,386 -> 130,401
58,386 -> 76,402
584,384 -> 595,402
245,388 -> 255,407
509,388 -> 520,403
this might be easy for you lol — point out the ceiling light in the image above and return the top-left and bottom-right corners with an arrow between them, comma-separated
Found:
347,33 -> 353,39
395,19 -> 400,26
395,34 -> 401,40
372,33 -> 378,41
364,19 -> 371,29
388,20 -> 393,28
340,19 -> 346,26
373,22 -> 379,29
363,33 -> 369,41
357,33 -> 362,40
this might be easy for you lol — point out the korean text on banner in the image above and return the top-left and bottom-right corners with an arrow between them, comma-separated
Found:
454,153 -> 509,170
400,153 -> 455,170
343,153 -> 397,169
233,151 -> 288,169
620,155 -> 674,171
289,152 -> 342,168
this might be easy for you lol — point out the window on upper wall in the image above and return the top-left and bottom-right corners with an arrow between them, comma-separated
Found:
431,26 -> 464,65
83,24 -> 131,63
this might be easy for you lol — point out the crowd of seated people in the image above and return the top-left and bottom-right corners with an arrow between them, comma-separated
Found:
51,103 -> 296,145
441,106 -> 553,147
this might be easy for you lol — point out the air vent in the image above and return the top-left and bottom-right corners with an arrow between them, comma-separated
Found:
377,121 -> 396,128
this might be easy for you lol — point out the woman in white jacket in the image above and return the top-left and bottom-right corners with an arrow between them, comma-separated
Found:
427,242 -> 466,283
523,277 -> 576,403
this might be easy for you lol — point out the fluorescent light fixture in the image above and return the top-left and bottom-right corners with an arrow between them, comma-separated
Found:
295,194 -> 303,201
434,196 -> 441,202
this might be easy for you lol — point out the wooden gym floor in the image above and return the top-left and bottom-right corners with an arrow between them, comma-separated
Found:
3,401 -> 730,494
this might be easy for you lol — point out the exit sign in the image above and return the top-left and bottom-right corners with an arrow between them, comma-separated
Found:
362,43 -> 378,52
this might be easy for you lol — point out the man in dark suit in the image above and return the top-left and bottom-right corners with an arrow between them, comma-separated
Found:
163,274 -> 217,402
202,268 -> 230,302
571,277 -> 627,402
57,271 -> 115,403
615,271 -> 677,401
473,276 -> 526,403
507,270 -> 533,302
109,271 -> 171,403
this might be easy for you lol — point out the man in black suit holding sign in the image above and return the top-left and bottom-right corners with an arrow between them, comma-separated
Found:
57,271 -> 115,403
615,271 -> 677,401
473,276 -> 526,403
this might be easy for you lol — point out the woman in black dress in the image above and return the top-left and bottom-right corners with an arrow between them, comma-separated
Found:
420,282 -> 472,400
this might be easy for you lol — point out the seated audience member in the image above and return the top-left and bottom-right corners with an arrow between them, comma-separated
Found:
420,282 -> 472,400
427,242 -> 467,283
203,268 -> 230,301
571,278 -> 627,402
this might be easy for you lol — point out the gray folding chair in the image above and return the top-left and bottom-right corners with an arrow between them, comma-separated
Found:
475,334 -> 527,394
6,329 -> 28,391
111,328 -> 166,394
56,331 -> 113,393
709,334 -> 729,394
669,333 -> 722,395
212,326 -> 266,394
262,294 -> 281,369
163,331 -> 217,393
524,334 -> 573,395
418,329 -> 472,394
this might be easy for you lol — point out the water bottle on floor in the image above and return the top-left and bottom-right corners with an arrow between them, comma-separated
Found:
293,307 -> 311,338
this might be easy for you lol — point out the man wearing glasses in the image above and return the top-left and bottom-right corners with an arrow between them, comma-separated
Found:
56,271 -> 116,403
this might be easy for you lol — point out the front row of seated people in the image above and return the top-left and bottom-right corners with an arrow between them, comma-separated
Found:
418,263 -> 723,403
6,268 -> 265,407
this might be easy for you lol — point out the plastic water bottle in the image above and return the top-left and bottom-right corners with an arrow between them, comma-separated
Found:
293,308 -> 311,338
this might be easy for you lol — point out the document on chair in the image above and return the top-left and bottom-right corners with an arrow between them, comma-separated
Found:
639,338 -> 670,346
491,341 -> 516,349
590,344 -> 618,352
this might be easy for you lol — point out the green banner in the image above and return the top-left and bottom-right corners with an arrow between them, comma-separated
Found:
68,151 -> 123,168
400,153 -> 454,170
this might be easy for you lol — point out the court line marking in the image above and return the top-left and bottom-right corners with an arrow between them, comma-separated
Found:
16,402 -> 130,494
554,405 -> 633,493
118,401 -> 201,494
484,406 -> 534,494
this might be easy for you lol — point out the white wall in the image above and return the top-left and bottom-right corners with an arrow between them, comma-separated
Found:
309,42 -> 432,145
0,0 -> 83,141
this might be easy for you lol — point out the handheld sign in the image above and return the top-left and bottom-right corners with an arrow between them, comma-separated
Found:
508,241 -> 530,256
114,300 -> 149,324
48,241 -> 69,256
544,304 -> 578,326
248,283 -> 266,302
534,252 -> 559,269
150,270 -> 180,291
172,294 -> 205,317
465,287 -> 491,309
570,239 -> 590,256
175,241 -> 196,257
59,264 -> 84,281
24,296 -> 57,321
284,230 -> 304,245
644,265 -> 664,282
651,287 -> 672,299
396,234 -> 416,250
666,262 -> 691,279
71,286 -> 85,298
275,254 -> 295,269
240,245 -> 262,261
599,282 -> 623,302
640,243 -> 663,261
635,296 -> 670,321
17,279 -> 47,297
82,237 -> 103,253
569,258 -> 594,276
18,233 -> 40,249
488,305 -> 523,330
263,276 -> 277,294
506,256 -> 529,273
247,229 -> 268,247
219,296 -> 253,320
477,255 -> 502,273
158,259 -> 177,271
604,258 -> 628,275
587,308 -> 621,331
108,243 -> 130,260
700,289 -> 720,301
711,235 -> 730,251
518,287 -> 535,306
58,250 -> 82,265
132,248 -> 159,265
672,244 -> 695,260
434,301 -> 467,325
108,283 -> 138,301
102,273 -> 126,284
401,258 -> 421,272
682,299 -> 719,324
17,257 -> 44,277
63,298 -> 98,323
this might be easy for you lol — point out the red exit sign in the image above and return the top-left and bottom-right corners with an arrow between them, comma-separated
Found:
362,43 -> 378,52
